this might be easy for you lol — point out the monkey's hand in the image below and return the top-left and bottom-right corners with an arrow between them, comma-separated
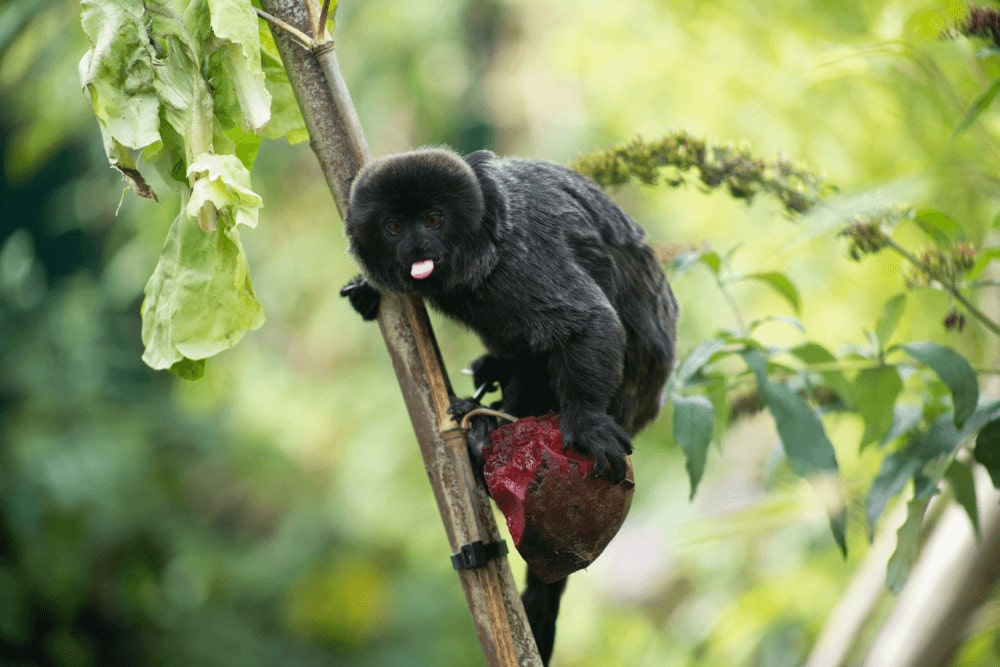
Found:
560,410 -> 632,484
339,275 -> 381,321
470,354 -> 517,392
448,398 -> 499,481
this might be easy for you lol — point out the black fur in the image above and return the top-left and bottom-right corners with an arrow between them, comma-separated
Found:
343,147 -> 678,664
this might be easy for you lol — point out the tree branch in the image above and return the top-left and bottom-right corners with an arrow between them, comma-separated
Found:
257,2 -> 539,664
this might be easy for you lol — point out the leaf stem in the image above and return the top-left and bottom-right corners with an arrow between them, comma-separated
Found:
884,238 -> 1000,338
716,273 -> 748,334
965,279 -> 1000,288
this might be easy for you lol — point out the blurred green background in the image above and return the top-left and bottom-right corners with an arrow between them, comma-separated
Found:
3,0 -> 999,665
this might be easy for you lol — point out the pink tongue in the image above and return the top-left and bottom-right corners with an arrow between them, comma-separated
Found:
411,259 -> 435,280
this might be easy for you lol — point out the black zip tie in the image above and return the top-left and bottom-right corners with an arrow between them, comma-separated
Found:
451,539 -> 508,570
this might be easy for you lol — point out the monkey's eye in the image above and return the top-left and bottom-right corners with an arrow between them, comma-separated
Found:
424,212 -> 442,229
385,220 -> 403,235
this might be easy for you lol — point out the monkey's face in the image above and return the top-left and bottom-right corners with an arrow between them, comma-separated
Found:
345,149 -> 491,295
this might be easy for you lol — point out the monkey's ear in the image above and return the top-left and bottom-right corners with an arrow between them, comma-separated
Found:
462,150 -> 496,170
463,151 -> 506,232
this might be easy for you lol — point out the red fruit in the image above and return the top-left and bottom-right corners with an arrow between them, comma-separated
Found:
482,413 -> 635,583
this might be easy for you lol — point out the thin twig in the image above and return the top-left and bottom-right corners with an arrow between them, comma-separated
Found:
885,238 -> 1000,338
254,7 -> 315,50
317,0 -> 332,35
460,408 -> 518,431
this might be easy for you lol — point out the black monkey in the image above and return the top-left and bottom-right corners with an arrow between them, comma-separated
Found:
340,147 -> 678,664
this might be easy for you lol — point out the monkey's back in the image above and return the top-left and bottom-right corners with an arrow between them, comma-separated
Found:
489,158 -> 679,435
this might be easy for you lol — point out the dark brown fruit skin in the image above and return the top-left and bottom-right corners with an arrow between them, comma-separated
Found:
519,456 -> 634,583
484,414 -> 635,584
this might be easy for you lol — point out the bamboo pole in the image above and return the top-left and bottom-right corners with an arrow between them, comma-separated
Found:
257,2 -> 540,664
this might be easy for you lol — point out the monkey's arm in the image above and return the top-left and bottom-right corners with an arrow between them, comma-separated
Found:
547,311 -> 632,483
339,275 -> 381,321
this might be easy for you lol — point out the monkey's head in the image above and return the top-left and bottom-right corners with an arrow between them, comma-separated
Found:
345,148 -> 499,295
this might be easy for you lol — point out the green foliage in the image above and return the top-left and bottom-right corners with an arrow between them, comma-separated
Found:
79,0 -> 305,374
622,89 -> 1000,588
735,272 -> 802,314
141,198 -> 265,373
851,367 -> 903,449
900,342 -> 980,428
875,293 -> 907,349
659,212 -> 998,586
5,0 -> 998,664
670,393 -> 714,499
973,417 -> 1000,488
885,496 -> 932,593
952,6 -> 1000,133
743,349 -> 846,555
570,132 -> 827,214
945,460 -> 980,537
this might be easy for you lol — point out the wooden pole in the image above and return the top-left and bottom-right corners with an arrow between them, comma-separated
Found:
257,2 -> 540,664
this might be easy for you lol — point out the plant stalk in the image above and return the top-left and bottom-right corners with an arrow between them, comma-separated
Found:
257,2 -> 539,664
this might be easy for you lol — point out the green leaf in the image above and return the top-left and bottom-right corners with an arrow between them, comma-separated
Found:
698,249 -> 722,275
80,0 -> 274,374
881,404 -> 923,446
738,272 -> 801,314
901,342 -> 979,428
866,445 -> 922,540
79,0 -> 163,194
672,393 -> 715,499
866,413 -> 964,539
745,352 -> 839,477
79,0 -> 161,150
912,209 -> 965,246
186,153 -> 263,229
875,293 -> 907,348
945,460 -> 979,538
788,342 -> 852,404
743,350 -> 845,554
748,315 -> 805,334
670,248 -> 722,275
704,377 -> 731,449
207,0 -> 272,132
954,77 -> 1000,136
968,246 -> 1000,281
851,367 -> 903,449
674,339 -> 727,386
141,203 -> 265,370
260,42 -> 308,142
886,495 -> 931,593
973,418 -> 1000,489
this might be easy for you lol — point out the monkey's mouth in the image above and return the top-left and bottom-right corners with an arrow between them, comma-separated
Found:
410,259 -> 436,280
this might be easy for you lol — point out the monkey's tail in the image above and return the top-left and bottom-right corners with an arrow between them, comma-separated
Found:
521,571 -> 568,665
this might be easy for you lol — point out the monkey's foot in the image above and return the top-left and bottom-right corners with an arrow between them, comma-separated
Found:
448,397 -> 498,480
559,411 -> 632,483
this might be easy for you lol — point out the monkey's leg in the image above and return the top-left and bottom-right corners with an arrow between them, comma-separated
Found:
548,322 -> 632,482
469,354 -> 517,391
498,355 -> 558,418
